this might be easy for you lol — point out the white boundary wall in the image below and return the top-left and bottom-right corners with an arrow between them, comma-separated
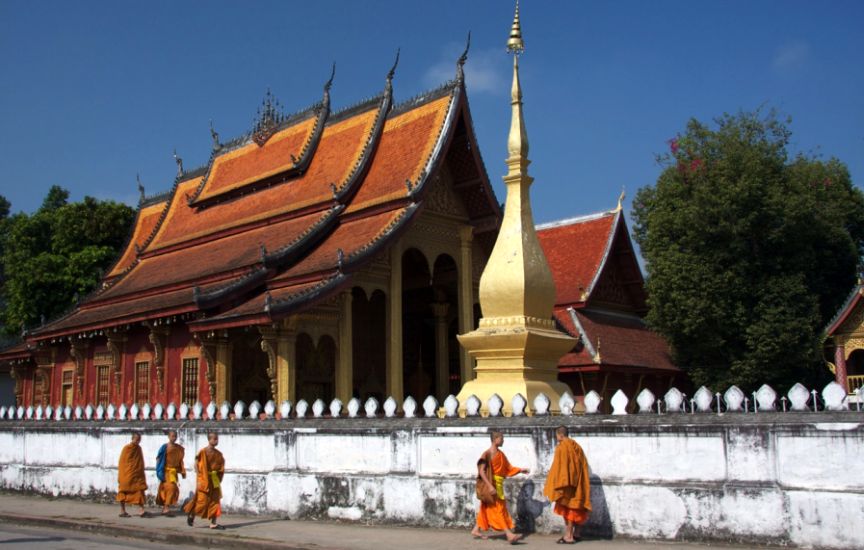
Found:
0,416 -> 861,549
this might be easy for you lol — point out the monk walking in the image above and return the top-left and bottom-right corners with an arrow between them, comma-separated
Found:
155,430 -> 186,516
183,432 -> 225,529
116,432 -> 148,518
471,430 -> 528,544
543,426 -> 592,544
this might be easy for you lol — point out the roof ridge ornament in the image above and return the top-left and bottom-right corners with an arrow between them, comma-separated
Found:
456,31 -> 471,82
386,48 -> 400,90
616,187 -> 626,211
252,88 -> 284,147
209,120 -> 221,151
136,173 -> 145,205
324,62 -> 336,93
173,150 -> 184,178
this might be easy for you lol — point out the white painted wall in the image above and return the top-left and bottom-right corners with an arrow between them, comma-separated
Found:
0,418 -> 861,549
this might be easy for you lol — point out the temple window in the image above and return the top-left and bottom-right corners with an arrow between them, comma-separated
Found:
134,361 -> 149,405
32,375 -> 45,407
96,366 -> 110,406
182,358 -> 199,405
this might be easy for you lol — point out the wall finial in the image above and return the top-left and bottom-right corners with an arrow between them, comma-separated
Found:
617,187 -> 626,211
507,0 -> 524,55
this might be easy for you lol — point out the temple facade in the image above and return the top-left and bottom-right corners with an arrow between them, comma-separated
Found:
1,54 -> 505,410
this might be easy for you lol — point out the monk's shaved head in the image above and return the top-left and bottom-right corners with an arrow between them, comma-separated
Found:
207,432 -> 219,447
555,426 -> 568,437
167,430 -> 177,443
490,430 -> 503,442
130,432 -> 141,443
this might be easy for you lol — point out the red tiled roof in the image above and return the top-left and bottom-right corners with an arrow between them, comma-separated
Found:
97,209 -> 332,300
538,211 -> 618,306
555,307 -> 677,372
197,116 -> 318,202
148,106 -> 380,251
106,200 -> 167,278
0,342 -> 32,362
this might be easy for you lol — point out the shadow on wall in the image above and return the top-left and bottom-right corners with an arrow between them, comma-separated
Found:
514,472 -> 612,539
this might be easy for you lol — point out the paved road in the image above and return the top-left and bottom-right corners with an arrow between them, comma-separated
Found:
0,494 -> 767,549
0,523 -> 196,549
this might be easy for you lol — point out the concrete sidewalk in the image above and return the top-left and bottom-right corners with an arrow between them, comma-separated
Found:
0,493 -> 762,549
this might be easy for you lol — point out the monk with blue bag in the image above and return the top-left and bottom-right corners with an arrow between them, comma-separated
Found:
183,432 -> 225,529
155,430 -> 186,516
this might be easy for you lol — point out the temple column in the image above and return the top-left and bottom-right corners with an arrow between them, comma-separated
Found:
458,225 -> 474,385
215,338 -> 231,404
835,343 -> 848,393
146,324 -> 170,402
336,291 -> 354,403
106,329 -> 127,405
69,337 -> 89,406
277,323 -> 296,404
432,302 -> 450,400
386,241 -> 404,402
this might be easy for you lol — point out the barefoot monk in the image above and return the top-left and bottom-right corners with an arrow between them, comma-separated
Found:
544,426 -> 592,544
117,432 -> 148,518
184,432 -> 225,529
155,430 -> 186,515
471,430 -> 528,544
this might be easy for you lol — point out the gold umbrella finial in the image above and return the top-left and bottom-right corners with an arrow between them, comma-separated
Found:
506,0 -> 524,54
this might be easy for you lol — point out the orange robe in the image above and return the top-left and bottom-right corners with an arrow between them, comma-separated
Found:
476,450 -> 521,531
183,447 -> 224,520
116,442 -> 147,505
543,437 -> 591,525
155,443 -> 186,506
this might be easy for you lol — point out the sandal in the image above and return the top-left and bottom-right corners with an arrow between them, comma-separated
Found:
556,538 -> 576,545
186,515 -> 194,527
209,524 -> 225,530
118,512 -> 131,518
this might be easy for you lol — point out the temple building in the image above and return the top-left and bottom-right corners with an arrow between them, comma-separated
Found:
537,203 -> 680,410
0,38 -> 679,412
823,281 -> 864,396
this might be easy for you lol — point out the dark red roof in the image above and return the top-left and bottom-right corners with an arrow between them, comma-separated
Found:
555,307 -> 676,372
538,211 -> 618,306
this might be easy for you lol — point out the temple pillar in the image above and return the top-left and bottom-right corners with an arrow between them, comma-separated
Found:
386,241 -> 404,402
146,323 -> 170,401
336,291 -> 354,403
835,343 -> 848,393
277,323 -> 296,404
458,225 -> 475,385
106,329 -> 127,404
432,302 -> 450,400
68,337 -> 89,405
215,338 -> 231,404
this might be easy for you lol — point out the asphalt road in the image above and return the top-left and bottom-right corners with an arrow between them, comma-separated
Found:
0,523 -> 196,549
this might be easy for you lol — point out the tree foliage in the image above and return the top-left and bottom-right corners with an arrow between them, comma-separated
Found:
0,187 -> 135,336
632,111 -> 864,392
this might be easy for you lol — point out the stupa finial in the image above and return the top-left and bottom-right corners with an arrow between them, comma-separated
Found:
506,0 -> 524,55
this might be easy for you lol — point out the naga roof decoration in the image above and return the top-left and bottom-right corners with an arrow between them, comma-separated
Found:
28,51 -> 500,341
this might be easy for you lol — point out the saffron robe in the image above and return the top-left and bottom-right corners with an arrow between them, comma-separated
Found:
476,450 -> 521,531
543,437 -> 591,525
155,443 -> 186,506
116,442 -> 147,505
183,447 -> 224,520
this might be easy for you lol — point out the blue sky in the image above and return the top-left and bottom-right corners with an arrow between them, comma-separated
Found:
1,0 -> 862,227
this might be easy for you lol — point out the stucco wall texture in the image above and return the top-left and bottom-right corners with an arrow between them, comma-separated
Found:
0,414 -> 861,549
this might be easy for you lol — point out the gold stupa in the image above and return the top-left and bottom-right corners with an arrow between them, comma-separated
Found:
456,1 -> 576,415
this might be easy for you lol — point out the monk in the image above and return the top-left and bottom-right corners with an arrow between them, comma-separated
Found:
183,432 -> 225,529
471,430 -> 529,544
116,432 -> 148,518
155,430 -> 186,516
543,426 -> 592,544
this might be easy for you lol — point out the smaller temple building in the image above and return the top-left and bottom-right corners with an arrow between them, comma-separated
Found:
823,281 -> 864,396
537,203 -> 680,411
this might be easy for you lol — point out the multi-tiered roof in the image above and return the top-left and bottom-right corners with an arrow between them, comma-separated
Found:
28,54 -> 500,341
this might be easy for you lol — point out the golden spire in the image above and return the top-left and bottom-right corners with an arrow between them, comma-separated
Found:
506,0 -> 528,170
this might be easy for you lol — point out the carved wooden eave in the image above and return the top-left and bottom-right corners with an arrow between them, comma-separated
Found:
195,331 -> 227,401
68,337 -> 89,398
145,321 -> 170,394
257,325 -> 282,401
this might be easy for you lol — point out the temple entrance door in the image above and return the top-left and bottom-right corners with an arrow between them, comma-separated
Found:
296,333 -> 336,404
230,331 -> 271,405
352,287 -> 387,402
401,248 -> 435,400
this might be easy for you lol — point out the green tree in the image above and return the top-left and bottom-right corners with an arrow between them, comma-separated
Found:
0,188 -> 135,336
632,110 -> 864,392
